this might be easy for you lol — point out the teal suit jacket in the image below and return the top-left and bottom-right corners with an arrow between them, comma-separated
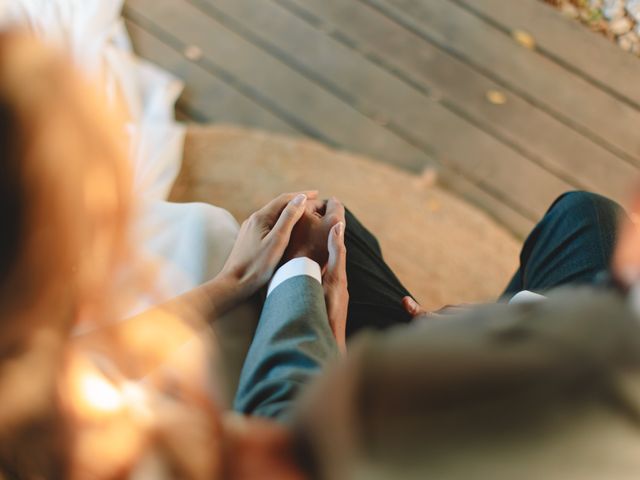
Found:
234,275 -> 337,420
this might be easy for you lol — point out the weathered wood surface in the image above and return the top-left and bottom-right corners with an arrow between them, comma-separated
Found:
124,0 -> 640,238
126,0 -> 432,173
455,0 -> 640,108
279,0 -> 637,204
125,19 -> 299,134
382,0 -> 640,165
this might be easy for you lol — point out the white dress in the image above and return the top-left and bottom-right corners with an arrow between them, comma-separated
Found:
0,0 -> 240,316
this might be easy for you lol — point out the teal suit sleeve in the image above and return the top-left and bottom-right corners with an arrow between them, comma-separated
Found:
233,275 -> 338,421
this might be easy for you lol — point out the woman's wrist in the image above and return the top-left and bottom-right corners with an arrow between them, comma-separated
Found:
203,268 -> 255,320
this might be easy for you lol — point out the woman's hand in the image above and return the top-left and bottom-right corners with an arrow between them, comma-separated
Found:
216,192 -> 316,309
324,222 -> 348,354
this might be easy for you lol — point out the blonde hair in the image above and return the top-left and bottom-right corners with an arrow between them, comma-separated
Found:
0,30 -> 133,331
0,31 -> 135,478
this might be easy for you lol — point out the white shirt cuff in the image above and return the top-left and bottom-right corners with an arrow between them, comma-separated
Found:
509,290 -> 546,304
267,257 -> 322,297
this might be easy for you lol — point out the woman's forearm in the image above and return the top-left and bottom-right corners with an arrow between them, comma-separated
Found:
71,272 -> 250,379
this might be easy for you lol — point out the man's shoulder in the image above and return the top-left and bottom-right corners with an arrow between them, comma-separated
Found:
353,286 -> 640,374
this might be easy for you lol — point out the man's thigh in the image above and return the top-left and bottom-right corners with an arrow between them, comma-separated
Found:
344,209 -> 413,337
503,191 -> 626,298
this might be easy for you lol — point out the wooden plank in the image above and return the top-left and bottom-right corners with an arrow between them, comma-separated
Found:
277,0 -> 638,207
455,0 -> 640,109
437,168 -> 535,239
125,0 -> 539,235
125,0 -> 433,174
124,17 -> 300,135
190,0 -> 572,220
376,0 -> 640,166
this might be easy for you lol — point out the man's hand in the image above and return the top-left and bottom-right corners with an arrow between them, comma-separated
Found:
402,296 -> 427,318
282,197 -> 348,352
219,192 -> 317,305
324,222 -> 348,354
402,296 -> 474,321
282,197 -> 345,269
613,190 -> 640,289
222,414 -> 307,480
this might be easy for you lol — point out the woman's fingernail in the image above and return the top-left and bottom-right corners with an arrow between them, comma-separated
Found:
335,222 -> 344,237
293,193 -> 307,206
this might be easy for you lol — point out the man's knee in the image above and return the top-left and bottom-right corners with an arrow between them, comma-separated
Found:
344,208 -> 382,253
549,191 -> 623,228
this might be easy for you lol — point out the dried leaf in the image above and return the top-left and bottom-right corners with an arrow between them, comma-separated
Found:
427,198 -> 441,212
486,90 -> 507,105
511,29 -> 537,49
183,45 -> 203,61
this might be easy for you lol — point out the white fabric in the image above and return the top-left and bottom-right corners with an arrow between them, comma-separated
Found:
509,290 -> 547,304
627,282 -> 640,316
0,0 -> 239,313
267,257 -> 322,297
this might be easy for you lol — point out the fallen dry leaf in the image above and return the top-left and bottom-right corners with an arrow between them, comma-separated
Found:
485,90 -> 507,105
511,29 -> 537,49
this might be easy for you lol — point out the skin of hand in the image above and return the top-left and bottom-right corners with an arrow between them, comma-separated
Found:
612,191 -> 640,289
402,296 -> 428,320
282,197 -> 345,268
282,197 -> 349,352
220,414 -> 307,480
324,222 -> 348,354
211,191 -> 319,315
402,296 -> 474,321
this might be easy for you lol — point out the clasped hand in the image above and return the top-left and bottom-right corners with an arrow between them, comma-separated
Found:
217,192 -> 348,352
